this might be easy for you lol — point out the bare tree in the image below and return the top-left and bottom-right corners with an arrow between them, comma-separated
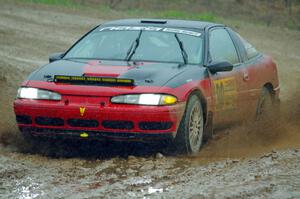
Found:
284,0 -> 293,17
108,0 -> 123,9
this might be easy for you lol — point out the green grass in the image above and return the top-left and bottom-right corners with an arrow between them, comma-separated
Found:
19,0 -> 218,22
287,19 -> 298,30
17,0 -> 300,30
125,9 -> 218,22
158,10 -> 217,22
98,4 -> 111,13
23,0 -> 77,6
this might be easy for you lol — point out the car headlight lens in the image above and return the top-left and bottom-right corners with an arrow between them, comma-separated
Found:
111,94 -> 177,105
17,87 -> 61,101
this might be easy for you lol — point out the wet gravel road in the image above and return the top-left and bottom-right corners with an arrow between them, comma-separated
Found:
1,142 -> 300,199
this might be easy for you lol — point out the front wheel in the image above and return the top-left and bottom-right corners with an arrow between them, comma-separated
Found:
174,95 -> 204,154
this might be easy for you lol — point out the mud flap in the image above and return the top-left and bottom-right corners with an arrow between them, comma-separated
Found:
203,111 -> 213,141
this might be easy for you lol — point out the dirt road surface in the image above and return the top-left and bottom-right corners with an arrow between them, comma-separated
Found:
0,1 -> 299,198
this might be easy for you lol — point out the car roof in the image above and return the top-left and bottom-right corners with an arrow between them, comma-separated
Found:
101,18 -> 222,30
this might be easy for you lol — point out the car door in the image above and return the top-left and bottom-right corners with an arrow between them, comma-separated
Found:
228,29 -> 263,120
207,27 -> 249,125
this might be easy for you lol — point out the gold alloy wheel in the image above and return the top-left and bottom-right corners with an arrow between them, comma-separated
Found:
188,101 -> 204,153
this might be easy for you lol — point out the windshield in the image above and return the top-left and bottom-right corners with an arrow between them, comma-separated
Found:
64,27 -> 203,64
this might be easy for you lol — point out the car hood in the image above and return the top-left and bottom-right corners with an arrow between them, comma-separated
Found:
28,59 -> 190,87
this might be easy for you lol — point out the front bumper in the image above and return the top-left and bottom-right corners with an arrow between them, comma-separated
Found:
14,96 -> 185,141
20,127 -> 174,142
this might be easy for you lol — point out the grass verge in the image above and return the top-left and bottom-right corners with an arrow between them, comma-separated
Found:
19,0 -> 218,22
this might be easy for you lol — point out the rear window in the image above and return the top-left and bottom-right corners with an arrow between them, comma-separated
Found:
237,34 -> 259,60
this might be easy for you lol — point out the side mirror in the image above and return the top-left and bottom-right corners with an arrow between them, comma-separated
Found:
49,52 -> 64,63
206,61 -> 233,74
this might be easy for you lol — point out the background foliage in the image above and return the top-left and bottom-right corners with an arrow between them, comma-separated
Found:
24,0 -> 300,29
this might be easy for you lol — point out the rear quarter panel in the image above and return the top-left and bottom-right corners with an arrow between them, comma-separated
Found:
244,54 -> 280,119
258,55 -> 280,91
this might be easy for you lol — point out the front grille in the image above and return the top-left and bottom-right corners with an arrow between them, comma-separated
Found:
16,115 -> 32,124
68,119 -> 99,127
139,122 -> 173,130
35,117 -> 64,126
102,120 -> 134,130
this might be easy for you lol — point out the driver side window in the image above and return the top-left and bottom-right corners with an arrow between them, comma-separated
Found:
209,28 -> 239,65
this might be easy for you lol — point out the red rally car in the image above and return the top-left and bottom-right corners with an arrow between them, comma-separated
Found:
14,19 -> 280,154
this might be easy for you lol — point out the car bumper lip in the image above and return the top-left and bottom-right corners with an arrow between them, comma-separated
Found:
21,127 -> 175,142
14,98 -> 186,140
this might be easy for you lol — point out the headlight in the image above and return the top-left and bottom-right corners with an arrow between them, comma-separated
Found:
17,87 -> 61,100
111,94 -> 177,105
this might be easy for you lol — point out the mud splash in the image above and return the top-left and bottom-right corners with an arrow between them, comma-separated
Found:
198,90 -> 300,160
1,145 -> 299,198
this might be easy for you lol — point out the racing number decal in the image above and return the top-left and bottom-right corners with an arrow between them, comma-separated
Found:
213,77 -> 237,111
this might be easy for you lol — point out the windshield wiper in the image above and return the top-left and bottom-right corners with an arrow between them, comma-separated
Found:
174,33 -> 188,65
125,30 -> 142,61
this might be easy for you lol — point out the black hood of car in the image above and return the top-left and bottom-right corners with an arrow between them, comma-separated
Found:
28,59 -> 196,87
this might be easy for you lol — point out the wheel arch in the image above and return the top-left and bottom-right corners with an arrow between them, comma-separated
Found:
185,88 -> 208,125
263,82 -> 275,97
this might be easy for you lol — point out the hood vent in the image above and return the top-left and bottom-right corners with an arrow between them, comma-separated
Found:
140,20 -> 167,24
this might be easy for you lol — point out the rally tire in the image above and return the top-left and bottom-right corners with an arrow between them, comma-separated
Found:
256,86 -> 277,122
174,95 -> 204,154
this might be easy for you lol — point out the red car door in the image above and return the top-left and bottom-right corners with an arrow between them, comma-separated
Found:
229,30 -> 274,120
207,28 -> 249,125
